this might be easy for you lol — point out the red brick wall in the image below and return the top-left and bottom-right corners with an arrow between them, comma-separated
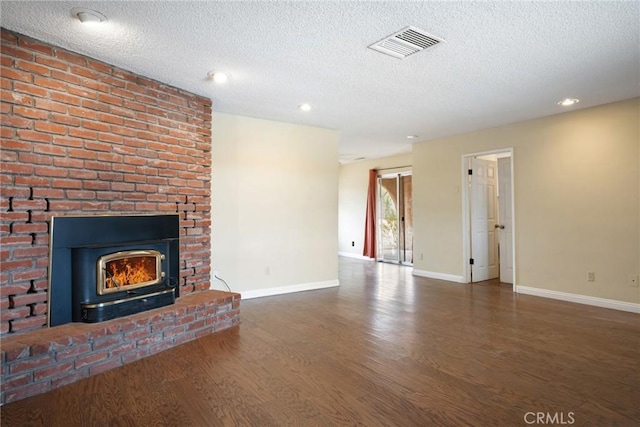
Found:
0,29 -> 213,336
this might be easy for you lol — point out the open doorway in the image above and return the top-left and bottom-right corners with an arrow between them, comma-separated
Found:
377,173 -> 413,265
462,150 -> 515,289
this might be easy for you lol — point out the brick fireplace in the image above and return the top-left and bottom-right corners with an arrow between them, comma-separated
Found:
0,29 -> 239,404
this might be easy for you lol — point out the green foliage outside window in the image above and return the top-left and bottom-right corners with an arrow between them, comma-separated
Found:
381,189 -> 398,248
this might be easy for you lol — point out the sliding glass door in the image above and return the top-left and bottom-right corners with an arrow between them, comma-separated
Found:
378,173 -> 413,265
379,176 -> 399,262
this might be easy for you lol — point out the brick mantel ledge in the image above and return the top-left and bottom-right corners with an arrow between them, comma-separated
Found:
0,290 -> 240,405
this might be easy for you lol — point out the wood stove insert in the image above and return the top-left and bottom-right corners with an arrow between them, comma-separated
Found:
48,214 -> 180,327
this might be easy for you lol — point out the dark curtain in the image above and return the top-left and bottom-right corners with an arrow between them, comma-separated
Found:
363,169 -> 377,258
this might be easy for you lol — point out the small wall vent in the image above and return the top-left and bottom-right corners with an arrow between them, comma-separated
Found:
368,26 -> 444,59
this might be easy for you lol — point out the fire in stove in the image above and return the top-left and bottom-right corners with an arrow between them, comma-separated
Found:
98,250 -> 165,295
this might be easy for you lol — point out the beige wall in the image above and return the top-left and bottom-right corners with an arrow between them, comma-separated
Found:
413,98 -> 640,303
211,113 -> 339,294
338,154 -> 412,257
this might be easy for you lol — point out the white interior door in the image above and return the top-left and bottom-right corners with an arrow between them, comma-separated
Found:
470,158 -> 499,282
497,157 -> 514,284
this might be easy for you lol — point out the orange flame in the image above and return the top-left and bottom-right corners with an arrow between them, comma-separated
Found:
105,256 -> 156,289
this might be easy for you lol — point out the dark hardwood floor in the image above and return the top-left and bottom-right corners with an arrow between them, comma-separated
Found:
2,257 -> 639,426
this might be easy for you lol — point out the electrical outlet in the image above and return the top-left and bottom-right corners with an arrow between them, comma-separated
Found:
265,266 -> 270,276
419,253 -> 424,261
630,275 -> 639,288
587,272 -> 595,282
351,241 -> 355,247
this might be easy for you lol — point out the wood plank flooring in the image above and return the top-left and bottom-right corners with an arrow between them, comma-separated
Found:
2,257 -> 639,426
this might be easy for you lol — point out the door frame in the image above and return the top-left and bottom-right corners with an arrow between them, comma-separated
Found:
461,148 -> 517,291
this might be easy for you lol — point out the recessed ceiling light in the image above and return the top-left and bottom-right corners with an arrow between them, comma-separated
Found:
557,98 -> 579,107
299,103 -> 312,112
406,135 -> 419,139
71,8 -> 107,24
207,71 -> 228,84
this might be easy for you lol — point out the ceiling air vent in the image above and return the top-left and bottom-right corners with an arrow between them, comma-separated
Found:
368,26 -> 444,59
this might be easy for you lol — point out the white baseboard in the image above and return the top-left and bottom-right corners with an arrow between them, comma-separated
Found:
412,269 -> 466,283
338,252 -> 375,261
517,286 -> 640,314
240,280 -> 340,300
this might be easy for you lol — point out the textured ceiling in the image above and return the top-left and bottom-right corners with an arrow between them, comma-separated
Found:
2,1 -> 639,162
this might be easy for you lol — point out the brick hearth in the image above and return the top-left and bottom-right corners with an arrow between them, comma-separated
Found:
1,290 -> 240,405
